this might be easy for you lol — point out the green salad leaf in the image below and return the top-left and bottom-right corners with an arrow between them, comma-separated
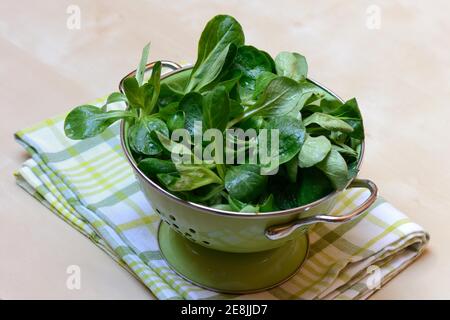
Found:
138,158 -> 176,177
224,164 -> 268,203
316,149 -> 349,190
128,117 -> 169,156
179,92 -> 203,136
228,45 -> 273,101
265,115 -> 306,166
203,86 -> 230,132
123,77 -> 145,110
167,110 -> 185,132
186,15 -> 244,92
64,106 -> 135,140
158,164 -> 222,192
145,61 -> 162,114
275,51 -> 308,82
104,92 -> 128,106
297,167 -> 333,205
253,72 -> 277,100
304,112 -> 354,133
135,43 -> 151,86
298,135 -> 331,168
228,76 -> 302,127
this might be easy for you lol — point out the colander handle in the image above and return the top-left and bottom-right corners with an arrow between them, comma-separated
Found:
265,179 -> 378,241
119,60 -> 183,93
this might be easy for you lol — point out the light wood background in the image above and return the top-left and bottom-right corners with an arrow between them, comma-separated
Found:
1,0 -> 449,299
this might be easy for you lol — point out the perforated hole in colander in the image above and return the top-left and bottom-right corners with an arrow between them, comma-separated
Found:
188,228 -> 196,234
169,215 -> 176,221
202,241 -> 210,245
172,223 -> 179,229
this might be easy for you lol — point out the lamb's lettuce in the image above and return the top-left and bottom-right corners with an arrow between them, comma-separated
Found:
63,14 -> 365,212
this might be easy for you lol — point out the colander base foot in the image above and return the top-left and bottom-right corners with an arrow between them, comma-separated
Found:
158,222 -> 309,294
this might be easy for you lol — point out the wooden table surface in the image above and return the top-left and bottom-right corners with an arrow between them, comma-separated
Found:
1,0 -> 449,299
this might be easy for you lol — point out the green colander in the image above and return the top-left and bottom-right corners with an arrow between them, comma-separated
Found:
119,61 -> 378,293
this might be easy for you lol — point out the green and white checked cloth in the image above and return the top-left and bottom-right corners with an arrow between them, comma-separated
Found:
14,98 -> 429,300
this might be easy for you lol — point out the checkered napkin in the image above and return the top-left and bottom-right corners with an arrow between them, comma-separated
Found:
14,98 -> 429,300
